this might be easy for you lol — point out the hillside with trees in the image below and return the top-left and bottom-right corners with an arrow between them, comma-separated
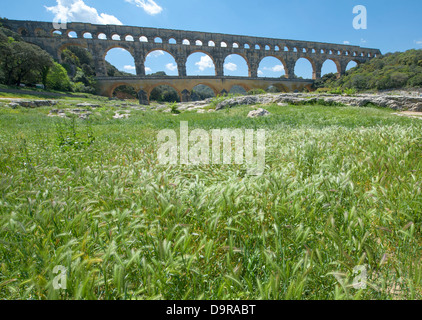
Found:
315,49 -> 422,91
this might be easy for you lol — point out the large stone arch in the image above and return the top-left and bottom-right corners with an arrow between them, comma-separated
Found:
144,48 -> 178,62
102,44 -> 135,61
320,58 -> 342,78
144,48 -> 180,76
57,42 -> 89,62
294,56 -> 317,79
258,55 -> 287,77
223,53 -> 251,77
345,59 -> 361,72
185,50 -> 217,76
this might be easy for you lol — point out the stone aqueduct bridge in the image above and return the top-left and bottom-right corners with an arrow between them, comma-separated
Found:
2,19 -> 381,103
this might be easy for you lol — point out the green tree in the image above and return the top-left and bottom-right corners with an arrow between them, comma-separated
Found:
46,62 -> 72,91
0,40 -> 53,86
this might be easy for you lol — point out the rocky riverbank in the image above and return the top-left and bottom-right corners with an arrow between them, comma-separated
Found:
214,93 -> 422,112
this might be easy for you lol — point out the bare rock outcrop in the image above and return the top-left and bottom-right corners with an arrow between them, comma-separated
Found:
215,93 -> 422,111
247,108 -> 270,118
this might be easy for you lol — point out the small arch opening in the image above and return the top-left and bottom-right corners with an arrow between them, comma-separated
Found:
266,85 -> 281,93
113,85 -> 138,100
150,85 -> 180,103
19,28 -> 29,36
229,85 -> 247,95
68,31 -> 78,38
191,84 -> 216,101
35,28 -> 47,37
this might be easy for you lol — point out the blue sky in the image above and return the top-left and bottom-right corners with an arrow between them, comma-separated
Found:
2,0 -> 422,78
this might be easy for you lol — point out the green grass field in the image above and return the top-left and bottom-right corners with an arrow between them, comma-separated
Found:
0,100 -> 421,300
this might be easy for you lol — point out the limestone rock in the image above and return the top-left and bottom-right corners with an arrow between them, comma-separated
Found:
247,108 -> 270,118
113,113 -> 130,119
214,92 -> 422,112
76,103 -> 101,108
8,100 -> 57,108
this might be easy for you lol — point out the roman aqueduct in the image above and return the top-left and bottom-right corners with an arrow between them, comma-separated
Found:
1,19 -> 382,104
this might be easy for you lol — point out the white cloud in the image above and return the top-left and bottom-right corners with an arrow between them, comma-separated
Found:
149,50 -> 164,57
360,38 -> 367,44
145,67 -> 152,73
195,55 -> 214,71
271,65 -> 284,72
125,0 -> 163,16
166,63 -> 177,71
258,70 -> 264,76
262,65 -> 284,73
124,65 -> 136,74
45,0 -> 122,25
343,41 -> 350,45
224,62 -> 237,71
414,40 -> 422,46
